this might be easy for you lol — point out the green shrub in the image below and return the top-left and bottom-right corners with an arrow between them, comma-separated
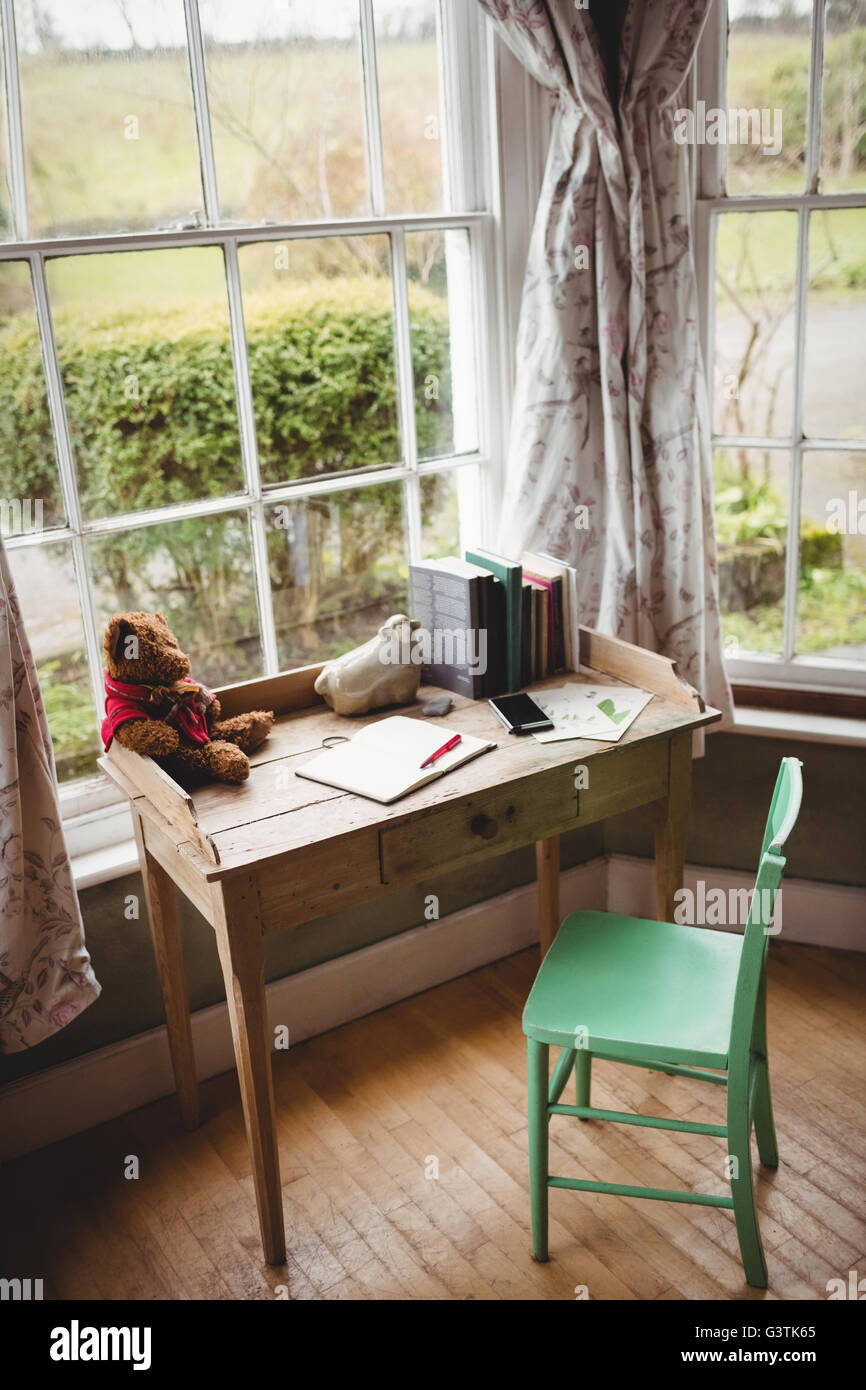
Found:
0,277 -> 452,514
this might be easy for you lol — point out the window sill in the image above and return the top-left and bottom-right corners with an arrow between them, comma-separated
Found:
732,706 -> 866,748
73,838 -> 139,890
66,798 -> 137,889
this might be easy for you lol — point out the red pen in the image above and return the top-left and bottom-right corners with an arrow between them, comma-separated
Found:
420,733 -> 462,769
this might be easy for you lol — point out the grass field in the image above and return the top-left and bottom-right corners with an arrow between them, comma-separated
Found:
18,39 -> 442,241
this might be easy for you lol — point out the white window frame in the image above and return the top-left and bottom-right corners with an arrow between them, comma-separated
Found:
0,0 -> 516,824
694,0 -> 866,696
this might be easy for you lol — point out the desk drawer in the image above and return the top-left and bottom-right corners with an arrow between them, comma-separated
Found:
379,765 -> 578,884
378,738 -> 671,886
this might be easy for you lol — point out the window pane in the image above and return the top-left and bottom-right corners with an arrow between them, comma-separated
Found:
8,543 -> 100,782
14,0 -> 203,237
240,236 -> 399,485
267,481 -> 408,667
421,470 -> 460,557
46,248 -> 244,519
199,0 -> 367,223
725,1 -> 811,195
407,229 -> 478,461
804,209 -> 866,439
821,4 -> 866,193
374,0 -> 444,213
87,511 -> 263,684
715,446 -> 789,657
0,262 -> 65,535
797,451 -> 866,660
714,211 -> 798,437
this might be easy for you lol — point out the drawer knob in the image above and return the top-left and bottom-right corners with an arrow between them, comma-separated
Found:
471,813 -> 499,841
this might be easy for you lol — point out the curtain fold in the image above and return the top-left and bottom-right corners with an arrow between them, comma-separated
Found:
0,538 -> 100,1053
479,0 -> 733,720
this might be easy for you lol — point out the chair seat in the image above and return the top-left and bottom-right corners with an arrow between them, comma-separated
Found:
523,910 -> 744,1069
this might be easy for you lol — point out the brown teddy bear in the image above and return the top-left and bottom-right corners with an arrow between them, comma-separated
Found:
101,611 -> 274,786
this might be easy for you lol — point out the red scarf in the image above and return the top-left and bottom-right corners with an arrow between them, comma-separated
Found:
101,671 -> 215,752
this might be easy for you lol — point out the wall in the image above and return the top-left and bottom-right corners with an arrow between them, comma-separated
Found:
604,733 -> 866,888
1,731 -> 863,1087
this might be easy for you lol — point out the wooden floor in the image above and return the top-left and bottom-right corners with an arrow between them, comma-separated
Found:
4,941 -> 866,1301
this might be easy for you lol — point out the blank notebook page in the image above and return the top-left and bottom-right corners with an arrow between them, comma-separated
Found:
295,715 -> 495,804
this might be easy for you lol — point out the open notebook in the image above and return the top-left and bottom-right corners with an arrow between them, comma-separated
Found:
295,716 -> 496,804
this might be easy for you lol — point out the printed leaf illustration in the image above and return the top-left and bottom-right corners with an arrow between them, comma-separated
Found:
596,697 -> 630,725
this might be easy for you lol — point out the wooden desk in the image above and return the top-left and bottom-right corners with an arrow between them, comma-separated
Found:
101,627 -> 719,1266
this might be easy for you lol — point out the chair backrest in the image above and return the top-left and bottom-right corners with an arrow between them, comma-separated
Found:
728,758 -> 804,1064
758,756 -> 804,862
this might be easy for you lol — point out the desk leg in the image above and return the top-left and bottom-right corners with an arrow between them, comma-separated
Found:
132,811 -> 199,1131
653,730 -> 693,922
536,835 -> 561,957
212,874 -> 285,1267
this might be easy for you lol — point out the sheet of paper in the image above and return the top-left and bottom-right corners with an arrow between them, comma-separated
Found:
532,684 -> 654,743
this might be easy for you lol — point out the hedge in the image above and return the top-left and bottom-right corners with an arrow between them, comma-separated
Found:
0,276 -> 453,517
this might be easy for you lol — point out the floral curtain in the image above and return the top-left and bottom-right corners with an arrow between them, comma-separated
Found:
0,538 -> 101,1053
479,0 -> 733,720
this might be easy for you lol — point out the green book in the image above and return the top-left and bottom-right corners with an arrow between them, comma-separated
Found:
465,547 -> 523,693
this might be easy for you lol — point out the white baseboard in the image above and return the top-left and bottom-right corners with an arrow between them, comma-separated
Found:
607,854 -> 866,952
1,853 -> 862,1160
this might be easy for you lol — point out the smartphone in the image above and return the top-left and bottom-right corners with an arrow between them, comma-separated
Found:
488,692 -> 554,734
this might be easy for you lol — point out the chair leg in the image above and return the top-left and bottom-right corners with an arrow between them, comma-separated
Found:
575,1049 -> 592,1116
727,1060 -> 768,1289
752,1058 -> 779,1168
527,1038 -> 550,1262
752,971 -> 779,1168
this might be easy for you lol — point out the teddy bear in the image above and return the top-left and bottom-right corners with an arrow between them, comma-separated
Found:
100,611 -> 274,786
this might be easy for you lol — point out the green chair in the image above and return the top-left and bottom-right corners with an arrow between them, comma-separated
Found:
523,756 -> 803,1288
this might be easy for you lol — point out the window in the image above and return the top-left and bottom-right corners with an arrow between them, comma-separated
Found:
695,0 -> 866,695
0,0 -> 501,795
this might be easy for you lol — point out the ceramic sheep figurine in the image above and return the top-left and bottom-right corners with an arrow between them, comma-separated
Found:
314,613 -> 422,716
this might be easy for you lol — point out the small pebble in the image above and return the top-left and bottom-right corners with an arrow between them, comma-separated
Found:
420,695 -> 453,717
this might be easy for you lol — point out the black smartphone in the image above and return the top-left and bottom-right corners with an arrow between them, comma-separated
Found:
488,692 -> 554,734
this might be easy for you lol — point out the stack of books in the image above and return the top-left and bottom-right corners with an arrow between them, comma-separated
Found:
408,548 -> 579,698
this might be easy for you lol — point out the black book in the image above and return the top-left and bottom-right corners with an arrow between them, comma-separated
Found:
480,574 -> 508,698
521,584 -> 533,685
